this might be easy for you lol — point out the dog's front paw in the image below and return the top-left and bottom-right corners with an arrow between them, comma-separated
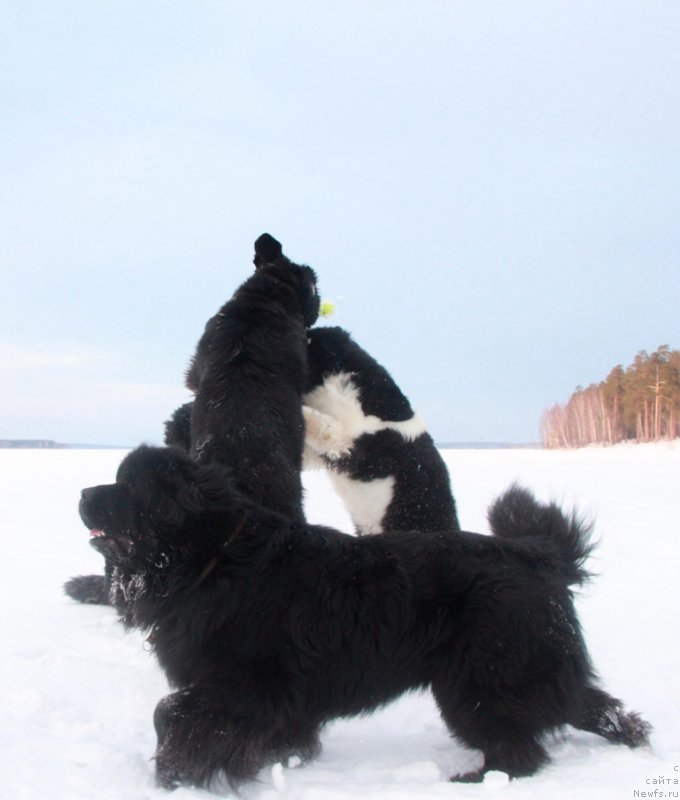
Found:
63,574 -> 110,604
452,768 -> 511,786
302,406 -> 353,462
450,769 -> 486,783
154,748 -> 185,791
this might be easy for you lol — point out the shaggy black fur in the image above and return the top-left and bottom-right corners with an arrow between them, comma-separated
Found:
185,232 -> 319,522
303,326 -> 459,533
78,445 -> 650,790
163,401 -> 192,452
65,234 -> 319,606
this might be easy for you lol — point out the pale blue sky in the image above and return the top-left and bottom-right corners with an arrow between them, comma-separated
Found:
2,0 -> 679,445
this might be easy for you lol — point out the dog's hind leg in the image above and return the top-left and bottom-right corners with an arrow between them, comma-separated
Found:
432,677 -> 551,781
450,736 -> 550,783
569,686 -> 651,748
446,721 -> 550,782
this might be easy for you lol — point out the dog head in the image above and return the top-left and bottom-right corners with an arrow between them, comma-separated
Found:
253,233 -> 283,268
79,446 -> 230,571
253,233 -> 320,327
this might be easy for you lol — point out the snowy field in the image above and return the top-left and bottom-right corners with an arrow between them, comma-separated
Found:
1,443 -> 678,800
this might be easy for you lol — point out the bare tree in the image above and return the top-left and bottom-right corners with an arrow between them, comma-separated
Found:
541,345 -> 680,448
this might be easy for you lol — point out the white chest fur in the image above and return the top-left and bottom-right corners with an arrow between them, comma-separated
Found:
328,472 -> 395,534
302,372 -> 427,534
303,372 -> 426,441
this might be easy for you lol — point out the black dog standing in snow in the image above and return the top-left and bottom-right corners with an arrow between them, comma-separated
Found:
64,233 -> 319,603
79,445 -> 650,790
303,326 -> 460,533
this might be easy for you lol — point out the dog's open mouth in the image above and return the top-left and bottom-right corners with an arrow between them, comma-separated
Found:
88,528 -> 134,564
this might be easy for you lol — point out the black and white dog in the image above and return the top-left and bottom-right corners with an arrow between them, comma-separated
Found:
303,326 -> 459,533
64,233 -> 319,604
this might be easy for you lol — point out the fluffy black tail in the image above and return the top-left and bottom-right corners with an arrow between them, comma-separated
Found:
488,484 -> 594,586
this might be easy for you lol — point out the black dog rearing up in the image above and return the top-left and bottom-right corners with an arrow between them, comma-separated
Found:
185,233 -> 320,522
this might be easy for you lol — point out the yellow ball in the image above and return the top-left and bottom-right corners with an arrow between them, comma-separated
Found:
320,300 -> 336,318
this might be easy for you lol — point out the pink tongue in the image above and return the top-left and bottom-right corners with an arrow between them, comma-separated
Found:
90,529 -> 105,538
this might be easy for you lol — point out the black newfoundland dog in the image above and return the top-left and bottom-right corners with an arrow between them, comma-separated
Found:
303,325 -> 460,533
78,445 -> 650,790
185,232 -> 319,522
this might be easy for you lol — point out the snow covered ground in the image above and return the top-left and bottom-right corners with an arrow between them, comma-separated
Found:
1,443 -> 678,799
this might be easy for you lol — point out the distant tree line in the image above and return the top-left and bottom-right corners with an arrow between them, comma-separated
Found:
0,439 -> 65,449
541,345 -> 680,449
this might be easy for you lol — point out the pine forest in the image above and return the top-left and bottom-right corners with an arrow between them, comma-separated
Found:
541,345 -> 680,448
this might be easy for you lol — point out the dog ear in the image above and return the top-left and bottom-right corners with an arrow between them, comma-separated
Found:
253,233 -> 283,269
173,482 -> 206,516
150,453 -> 205,518
192,462 -> 233,509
